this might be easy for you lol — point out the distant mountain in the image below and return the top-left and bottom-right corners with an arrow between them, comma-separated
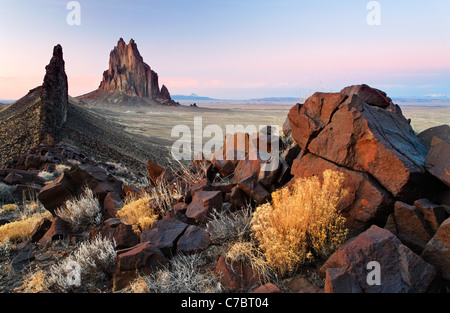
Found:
423,94 -> 450,100
0,100 -> 15,108
247,97 -> 300,102
171,94 -> 218,101
77,38 -> 179,106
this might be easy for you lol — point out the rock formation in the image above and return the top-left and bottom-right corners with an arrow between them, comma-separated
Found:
78,38 -> 179,106
40,44 -> 69,142
0,43 -> 171,173
0,45 -> 68,165
287,84 -> 448,231
99,38 -> 157,98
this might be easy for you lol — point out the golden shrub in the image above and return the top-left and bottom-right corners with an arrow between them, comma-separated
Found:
1,203 -> 19,213
117,196 -> 159,232
0,211 -> 52,243
251,170 -> 348,276
21,269 -> 49,293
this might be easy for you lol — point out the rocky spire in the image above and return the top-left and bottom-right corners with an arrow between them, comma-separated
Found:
0,44 -> 69,164
98,38 -> 160,98
40,44 -> 69,143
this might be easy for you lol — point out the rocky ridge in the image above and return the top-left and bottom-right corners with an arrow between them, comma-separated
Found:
0,45 -> 68,166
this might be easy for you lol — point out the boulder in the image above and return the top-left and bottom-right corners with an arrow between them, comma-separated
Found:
186,191 -> 223,223
413,198 -> 448,233
340,84 -> 394,109
25,154 -> 45,170
418,125 -> 450,148
421,217 -> 450,282
38,164 -> 123,216
251,283 -> 281,293
67,164 -> 123,203
284,277 -> 322,293
320,225 -> 438,293
229,186 -> 250,210
28,218 -> 53,243
3,172 -> 24,185
391,201 -> 434,254
288,92 -> 346,150
37,172 -> 75,216
215,255 -> 259,291
116,241 -> 168,272
114,241 -> 168,291
102,192 -> 122,220
307,94 -> 428,202
282,116 -> 291,137
38,217 -> 70,246
424,137 -> 450,188
237,176 -> 270,204
324,268 -> 362,293
249,127 -> 283,154
140,217 -> 188,256
94,219 -> 139,250
146,160 -> 166,185
9,251 -> 35,273
287,85 -> 436,204
283,144 -> 301,168
176,225 -> 211,254
232,150 -> 280,187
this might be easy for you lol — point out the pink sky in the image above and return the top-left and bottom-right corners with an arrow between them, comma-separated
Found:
1,1 -> 450,100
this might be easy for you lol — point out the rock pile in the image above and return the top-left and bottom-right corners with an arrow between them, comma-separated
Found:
1,83 -> 449,294
287,84 -> 448,231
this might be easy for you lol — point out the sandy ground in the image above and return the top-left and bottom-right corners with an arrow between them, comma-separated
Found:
89,100 -> 449,148
88,101 -> 292,152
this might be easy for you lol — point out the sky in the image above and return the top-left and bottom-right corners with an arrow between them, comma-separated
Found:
1,0 -> 450,100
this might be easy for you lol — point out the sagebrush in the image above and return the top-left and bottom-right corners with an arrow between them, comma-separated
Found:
55,187 -> 102,232
142,253 -> 222,293
0,182 -> 16,203
206,205 -> 253,243
251,169 -> 349,276
48,236 -> 116,292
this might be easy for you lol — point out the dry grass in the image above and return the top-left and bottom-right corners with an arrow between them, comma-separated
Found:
225,240 -> 274,284
251,170 -> 349,276
0,182 -> 16,203
128,275 -> 150,293
117,196 -> 159,232
55,187 -> 102,232
0,237 -> 12,260
0,203 -> 19,213
148,178 -> 183,214
206,205 -> 253,244
21,269 -> 49,293
118,174 -> 187,233
0,211 -> 52,244
37,171 -> 56,182
143,253 -> 222,293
